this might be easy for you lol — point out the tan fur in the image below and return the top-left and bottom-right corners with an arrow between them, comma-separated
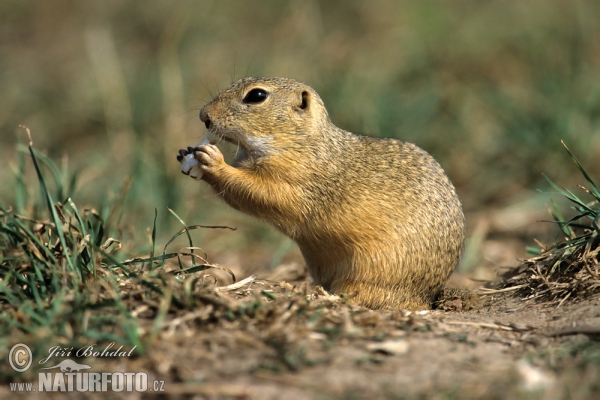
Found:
187,77 -> 466,310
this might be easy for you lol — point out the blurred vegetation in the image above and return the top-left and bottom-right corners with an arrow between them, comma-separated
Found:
1,0 -> 600,271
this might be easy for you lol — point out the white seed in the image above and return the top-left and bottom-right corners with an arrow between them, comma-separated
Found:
180,138 -> 210,180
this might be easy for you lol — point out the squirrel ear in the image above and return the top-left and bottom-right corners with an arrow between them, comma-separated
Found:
296,90 -> 309,111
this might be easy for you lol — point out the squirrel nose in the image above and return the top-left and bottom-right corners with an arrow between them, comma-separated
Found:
199,108 -> 212,130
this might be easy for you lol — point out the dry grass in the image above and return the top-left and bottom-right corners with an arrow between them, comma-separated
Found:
486,239 -> 600,307
486,143 -> 600,307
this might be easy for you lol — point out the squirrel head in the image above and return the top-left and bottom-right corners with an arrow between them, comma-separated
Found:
199,77 -> 330,166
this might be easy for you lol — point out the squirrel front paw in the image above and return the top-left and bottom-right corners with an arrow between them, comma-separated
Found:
193,144 -> 225,177
177,138 -> 223,181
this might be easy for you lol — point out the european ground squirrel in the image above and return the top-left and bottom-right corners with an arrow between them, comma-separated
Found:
177,77 -> 466,310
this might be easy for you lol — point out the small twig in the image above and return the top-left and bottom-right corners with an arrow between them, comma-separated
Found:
533,238 -> 546,251
554,290 -> 572,310
443,320 -> 530,331
536,262 -> 553,292
478,285 -> 527,294
582,256 -> 598,280
217,275 -> 257,292
19,124 -> 33,146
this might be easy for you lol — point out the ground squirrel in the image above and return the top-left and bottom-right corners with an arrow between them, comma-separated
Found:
177,77 -> 466,310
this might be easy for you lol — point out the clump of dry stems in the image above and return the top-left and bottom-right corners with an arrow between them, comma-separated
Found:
488,142 -> 600,306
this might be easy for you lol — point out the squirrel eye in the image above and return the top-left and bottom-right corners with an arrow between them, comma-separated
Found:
243,88 -> 268,104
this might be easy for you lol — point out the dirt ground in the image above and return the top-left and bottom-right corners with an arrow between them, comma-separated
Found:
3,210 -> 599,399
126,280 -> 597,400
6,271 -> 599,400
140,284 -> 600,400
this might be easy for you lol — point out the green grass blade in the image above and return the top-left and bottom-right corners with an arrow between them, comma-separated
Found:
163,223 -> 236,256
113,252 -> 183,267
67,198 -> 88,238
150,208 -> 157,269
166,208 -> 195,266
19,144 -> 66,202
544,175 -> 594,214
169,264 -> 214,274
15,141 -> 27,215
562,140 -> 600,200
66,198 -> 95,274
27,274 -> 46,313
28,144 -> 75,272
11,217 -> 58,264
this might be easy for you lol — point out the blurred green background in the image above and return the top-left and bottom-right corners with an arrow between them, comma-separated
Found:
2,0 -> 600,276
